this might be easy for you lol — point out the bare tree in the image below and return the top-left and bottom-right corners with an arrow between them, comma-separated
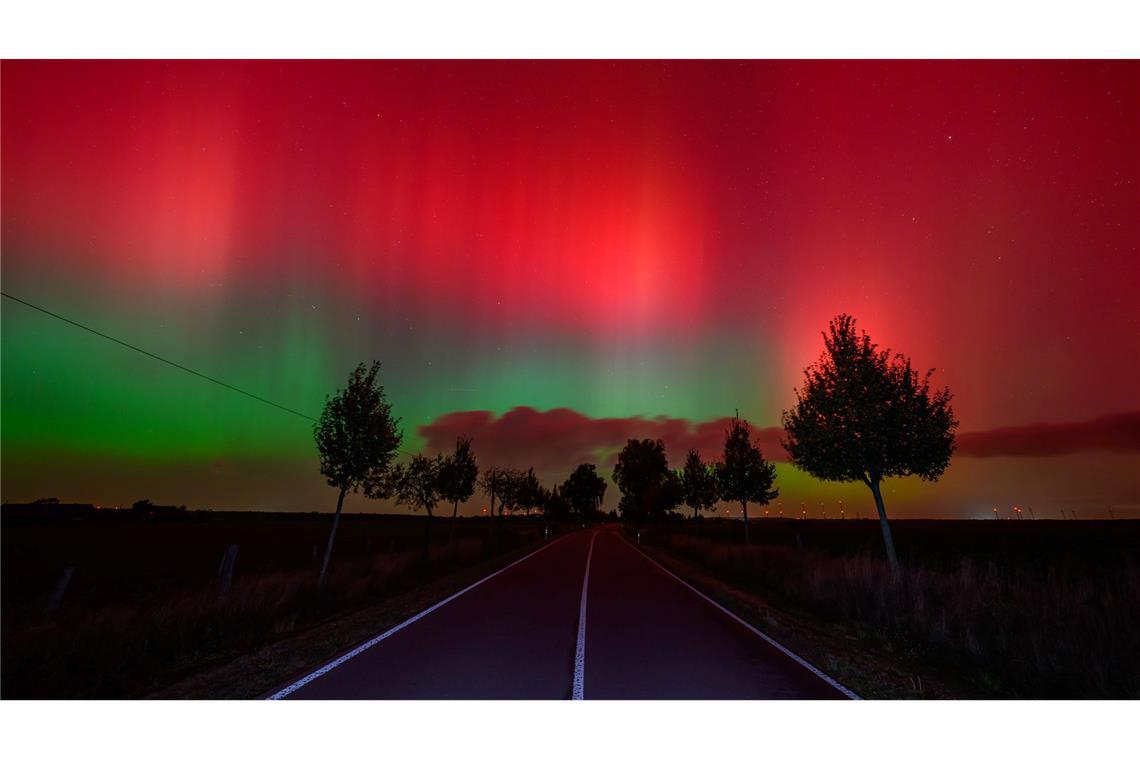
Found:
313,361 -> 402,586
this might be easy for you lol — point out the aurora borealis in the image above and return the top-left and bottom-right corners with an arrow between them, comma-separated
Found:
2,60 -> 1138,517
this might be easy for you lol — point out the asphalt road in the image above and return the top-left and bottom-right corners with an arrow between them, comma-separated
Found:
272,526 -> 853,699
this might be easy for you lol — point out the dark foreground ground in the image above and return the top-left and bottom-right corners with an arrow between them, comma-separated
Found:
3,511 -> 1136,698
1,510 -> 566,698
277,526 -> 845,699
640,517 -> 1140,698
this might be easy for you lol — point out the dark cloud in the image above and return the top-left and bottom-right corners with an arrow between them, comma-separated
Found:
955,411 -> 1140,458
419,408 -> 1140,477
418,407 -> 786,476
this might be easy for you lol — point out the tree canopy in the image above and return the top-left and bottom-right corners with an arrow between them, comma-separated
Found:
561,462 -> 608,520
313,361 -> 403,496
679,449 -> 720,519
389,454 -> 442,516
612,438 -> 682,524
437,437 -> 478,509
781,314 -> 957,486
480,466 -> 523,518
509,468 -> 545,516
717,417 -> 778,543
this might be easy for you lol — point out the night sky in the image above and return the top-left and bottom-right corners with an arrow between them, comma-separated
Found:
2,60 -> 1137,517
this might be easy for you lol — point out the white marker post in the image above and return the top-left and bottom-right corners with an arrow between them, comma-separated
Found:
219,544 -> 239,596
49,566 -> 75,612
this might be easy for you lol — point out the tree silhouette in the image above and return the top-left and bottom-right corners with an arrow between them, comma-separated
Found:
494,470 -> 522,517
509,468 -> 544,516
680,449 -> 720,520
437,437 -> 478,545
389,453 -> 442,561
717,416 -> 778,544
543,484 -> 571,519
561,463 -> 608,521
479,466 -> 523,538
313,361 -> 402,586
782,314 -> 957,575
613,439 -> 682,527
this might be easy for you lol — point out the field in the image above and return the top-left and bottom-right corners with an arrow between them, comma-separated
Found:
1,510 -> 567,698
637,517 -> 1140,698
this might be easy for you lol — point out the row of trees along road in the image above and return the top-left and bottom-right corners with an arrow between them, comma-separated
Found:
612,414 -> 778,548
313,365 -> 608,584
313,314 -> 956,583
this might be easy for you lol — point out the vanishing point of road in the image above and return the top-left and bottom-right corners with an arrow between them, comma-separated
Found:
269,526 -> 857,700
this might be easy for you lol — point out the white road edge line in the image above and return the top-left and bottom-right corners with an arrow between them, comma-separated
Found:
571,530 -> 598,700
267,530 -> 578,700
621,535 -> 862,700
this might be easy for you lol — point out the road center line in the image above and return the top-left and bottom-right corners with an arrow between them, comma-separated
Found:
267,530 -> 578,700
620,534 -> 862,700
571,530 -> 599,700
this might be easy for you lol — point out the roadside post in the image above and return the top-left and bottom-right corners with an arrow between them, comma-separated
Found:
218,544 -> 239,596
48,566 -> 75,612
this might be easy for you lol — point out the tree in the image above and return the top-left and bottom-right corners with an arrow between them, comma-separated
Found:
612,439 -> 682,526
679,449 -> 720,520
542,484 -> 571,519
717,416 -> 778,545
781,314 -> 957,575
510,468 -> 544,516
388,453 -> 442,561
313,361 -> 402,586
479,466 -> 523,539
437,437 -> 478,545
561,463 -> 608,521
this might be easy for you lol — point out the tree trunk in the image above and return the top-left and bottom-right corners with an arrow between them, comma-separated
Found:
448,500 -> 459,546
868,478 -> 900,577
487,490 -> 497,540
742,500 -> 750,545
318,485 -> 347,588
693,505 -> 699,520
423,507 -> 433,564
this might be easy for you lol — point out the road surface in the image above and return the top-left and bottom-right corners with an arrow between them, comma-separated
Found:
271,526 -> 854,699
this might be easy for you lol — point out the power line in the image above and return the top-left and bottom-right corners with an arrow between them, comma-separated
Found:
1,291 -> 318,422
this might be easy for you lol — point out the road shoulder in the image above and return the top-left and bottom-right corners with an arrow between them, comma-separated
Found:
148,537 -> 568,699
633,539 -> 963,699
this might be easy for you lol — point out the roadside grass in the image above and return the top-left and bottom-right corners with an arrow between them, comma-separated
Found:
639,520 -> 1140,698
1,514 -> 564,698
